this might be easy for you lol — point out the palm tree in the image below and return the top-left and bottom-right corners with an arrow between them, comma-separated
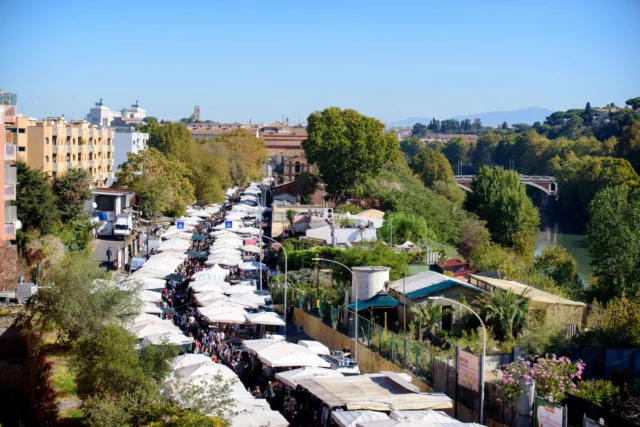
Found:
410,301 -> 450,341
475,289 -> 529,341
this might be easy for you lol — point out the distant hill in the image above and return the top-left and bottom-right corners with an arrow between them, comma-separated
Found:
388,107 -> 554,128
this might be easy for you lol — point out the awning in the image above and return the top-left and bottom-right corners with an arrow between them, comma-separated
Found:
191,234 -> 208,241
276,367 -> 343,389
331,410 -> 390,427
296,374 -> 453,411
186,251 -> 209,258
165,273 -> 186,282
347,290 -> 398,311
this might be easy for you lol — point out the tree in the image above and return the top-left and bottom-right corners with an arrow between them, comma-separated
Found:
379,212 -> 437,245
442,136 -> 470,170
142,116 -> 158,123
302,107 -> 398,197
410,301 -> 450,340
411,123 -> 428,138
432,180 -> 466,205
585,186 -> 640,300
0,245 -> 25,291
213,128 -> 267,184
52,168 -> 92,223
286,209 -> 296,231
626,97 -> 640,111
114,148 -> 195,218
24,252 -> 142,341
463,166 -> 540,250
410,147 -> 453,187
615,122 -> 640,173
534,245 -> 580,289
295,172 -> 318,204
71,324 -> 150,399
475,288 -> 529,341
457,217 -> 490,259
399,135 -> 426,162
551,155 -> 640,220
468,242 -> 514,277
471,133 -> 499,168
16,161 -> 59,236
333,242 -> 409,281
139,342 -> 180,384
502,122 -> 508,130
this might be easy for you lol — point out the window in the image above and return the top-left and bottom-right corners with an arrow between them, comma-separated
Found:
73,154 -> 76,161
72,138 -> 76,145
45,137 -> 49,145
18,146 -> 26,152
294,162 -> 301,174
45,155 -> 49,163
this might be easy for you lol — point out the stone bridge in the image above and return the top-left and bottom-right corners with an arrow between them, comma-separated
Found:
454,174 -> 558,195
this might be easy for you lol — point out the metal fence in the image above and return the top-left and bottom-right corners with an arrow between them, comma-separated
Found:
270,283 -> 436,387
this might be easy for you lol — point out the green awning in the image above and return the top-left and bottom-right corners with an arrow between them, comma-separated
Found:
192,234 -> 208,241
347,290 -> 399,311
186,251 -> 208,258
165,273 -> 186,282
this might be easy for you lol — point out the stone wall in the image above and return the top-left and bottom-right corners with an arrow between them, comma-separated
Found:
292,308 -> 433,392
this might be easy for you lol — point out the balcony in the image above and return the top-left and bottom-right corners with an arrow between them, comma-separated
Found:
65,145 -> 73,153
4,165 -> 16,184
107,159 -> 114,166
0,105 -> 17,124
52,163 -> 58,172
4,143 -> 17,161
4,205 -> 17,223
78,144 -> 87,152
88,145 -> 96,152
4,183 -> 16,201
52,145 -> 59,154
66,162 -> 73,169
87,160 -> 95,167
4,223 -> 16,238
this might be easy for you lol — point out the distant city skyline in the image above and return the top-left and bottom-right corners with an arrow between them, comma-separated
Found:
1,0 -> 639,124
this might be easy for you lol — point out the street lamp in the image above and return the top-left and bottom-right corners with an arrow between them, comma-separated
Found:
261,234 -> 288,336
428,295 -> 486,425
312,257 -> 358,360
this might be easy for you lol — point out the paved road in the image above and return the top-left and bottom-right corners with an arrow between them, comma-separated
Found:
91,232 -> 161,269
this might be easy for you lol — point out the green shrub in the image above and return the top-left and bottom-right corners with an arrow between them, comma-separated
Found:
575,380 -> 620,408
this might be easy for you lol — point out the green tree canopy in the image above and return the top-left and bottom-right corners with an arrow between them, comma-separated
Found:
114,147 -> 195,218
16,161 -> 59,236
332,242 -> 409,282
213,128 -> 267,184
411,123 -> 429,137
550,155 -> 640,220
585,185 -> 640,301
379,212 -> 437,245
463,166 -> 540,250
475,288 -> 529,341
399,135 -> 426,161
302,107 -> 398,197
295,172 -> 318,204
442,136 -> 471,169
410,147 -> 453,187
626,97 -> 640,110
52,168 -> 92,222
534,245 -> 580,289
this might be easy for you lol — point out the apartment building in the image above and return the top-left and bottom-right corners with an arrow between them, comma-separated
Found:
109,127 -> 148,186
0,103 -> 18,243
8,117 -> 115,188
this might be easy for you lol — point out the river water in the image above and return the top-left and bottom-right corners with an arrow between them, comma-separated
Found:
534,212 -> 592,284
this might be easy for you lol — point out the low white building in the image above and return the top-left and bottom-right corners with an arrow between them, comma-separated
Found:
306,224 -> 377,246
109,128 -> 148,186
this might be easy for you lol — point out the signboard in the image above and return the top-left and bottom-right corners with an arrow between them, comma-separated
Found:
117,249 -> 122,270
458,349 -> 480,392
536,396 -> 566,427
124,246 -> 129,266
225,220 -> 233,229
176,221 -> 185,230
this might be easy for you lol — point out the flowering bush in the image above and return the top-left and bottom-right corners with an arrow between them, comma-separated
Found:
497,354 -> 585,404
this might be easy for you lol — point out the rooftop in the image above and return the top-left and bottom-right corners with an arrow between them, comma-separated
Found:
389,270 -> 483,300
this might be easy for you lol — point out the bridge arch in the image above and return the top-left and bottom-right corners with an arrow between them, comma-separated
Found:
455,182 -> 472,193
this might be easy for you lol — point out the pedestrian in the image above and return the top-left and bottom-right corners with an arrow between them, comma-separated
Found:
106,247 -> 113,263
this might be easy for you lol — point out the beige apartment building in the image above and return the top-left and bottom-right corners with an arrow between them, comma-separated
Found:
1,104 -> 18,243
8,117 -> 115,187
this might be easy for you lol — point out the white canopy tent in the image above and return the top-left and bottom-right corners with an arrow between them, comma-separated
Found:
231,292 -> 268,308
139,290 -> 163,303
190,278 -> 230,291
245,312 -> 285,326
198,305 -> 247,324
193,289 -> 226,305
191,265 -> 230,281
173,362 -> 238,380
332,410 -> 391,427
212,239 -> 243,249
205,256 -> 241,267
125,313 -> 162,329
240,261 -> 267,271
276,367 -> 343,388
210,230 -> 243,239
148,251 -> 188,261
141,332 -> 193,347
298,340 -> 331,356
157,239 -> 190,252
129,322 -> 182,339
162,231 -> 193,241
260,350 -> 331,368
122,277 -> 166,291
224,285 -> 256,295
131,267 -> 175,280
228,408 -> 288,427
241,245 -> 261,253
170,354 -> 211,371
199,298 -> 254,310
143,302 -> 162,314
389,410 -> 467,423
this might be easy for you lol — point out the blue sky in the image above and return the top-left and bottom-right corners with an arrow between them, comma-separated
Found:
1,0 -> 639,124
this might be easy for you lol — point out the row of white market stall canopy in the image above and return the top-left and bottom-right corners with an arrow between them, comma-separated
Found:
122,194 -> 290,426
